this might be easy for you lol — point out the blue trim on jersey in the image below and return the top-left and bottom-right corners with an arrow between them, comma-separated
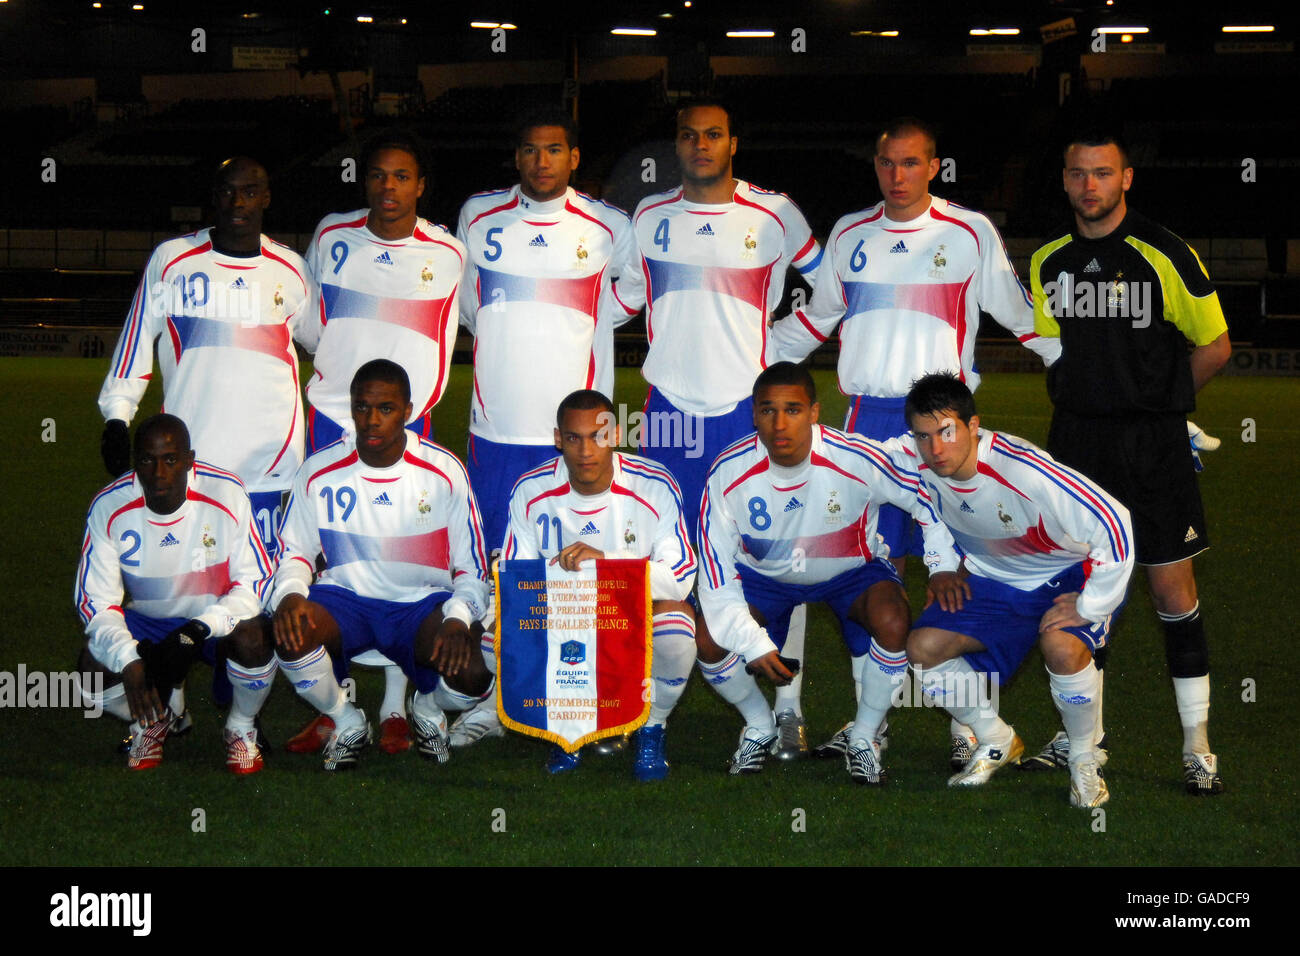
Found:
88,475 -> 136,512
798,246 -> 824,274
573,189 -> 630,217
194,463 -> 246,489
821,433 -> 922,499
991,435 -> 1130,562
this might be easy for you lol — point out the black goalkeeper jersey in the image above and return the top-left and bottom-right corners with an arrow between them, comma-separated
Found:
1030,210 -> 1228,415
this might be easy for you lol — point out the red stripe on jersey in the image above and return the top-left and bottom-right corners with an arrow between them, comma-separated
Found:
468,196 -> 520,229
564,199 -> 614,239
611,482 -> 659,519
928,205 -> 980,254
160,240 -> 213,279
186,489 -> 238,523
975,461 -> 1032,500
810,451 -> 866,486
635,189 -> 684,225
106,498 -> 145,537
317,214 -> 370,242
723,458 -> 771,497
402,450 -> 454,492
793,234 -> 817,261
261,244 -> 309,298
526,482 -> 572,517
733,191 -> 785,235
834,208 -> 885,244
307,450 -> 360,489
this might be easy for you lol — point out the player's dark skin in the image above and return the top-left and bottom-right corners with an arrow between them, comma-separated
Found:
694,382 -> 911,686
273,377 -> 489,694
79,419 -> 273,725
365,147 -> 425,241
211,157 -> 270,255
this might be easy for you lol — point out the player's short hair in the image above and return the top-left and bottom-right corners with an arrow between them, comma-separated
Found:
556,389 -> 614,429
515,108 -> 579,150
213,156 -> 268,188
1064,128 -> 1131,170
360,128 -> 427,180
905,372 -> 977,426
351,359 -> 412,405
753,362 -> 816,404
876,117 -> 939,159
676,97 -> 739,138
134,413 -> 191,454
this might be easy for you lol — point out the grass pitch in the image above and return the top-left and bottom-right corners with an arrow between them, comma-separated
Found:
0,358 -> 1294,867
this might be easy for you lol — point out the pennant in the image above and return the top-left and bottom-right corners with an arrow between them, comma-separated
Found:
495,558 -> 652,752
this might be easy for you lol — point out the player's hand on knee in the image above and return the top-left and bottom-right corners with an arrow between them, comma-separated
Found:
122,659 -> 165,725
430,618 -> 473,676
746,650 -> 797,686
273,594 -> 313,654
100,419 -> 131,478
551,542 -> 604,572
925,571 -> 971,612
1039,592 -> 1088,633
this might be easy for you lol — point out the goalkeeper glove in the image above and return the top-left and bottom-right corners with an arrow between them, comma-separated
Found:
1187,420 -> 1221,472
100,419 -> 131,478
137,620 -> 210,694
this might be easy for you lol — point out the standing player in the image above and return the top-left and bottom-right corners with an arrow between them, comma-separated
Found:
270,360 -> 491,771
1028,131 -> 1232,794
298,130 -> 468,750
696,364 -> 959,781
76,415 -> 276,773
899,373 -> 1133,808
98,157 -> 317,561
451,112 -> 634,748
769,118 -> 1062,765
499,390 -> 697,779
600,100 -> 823,756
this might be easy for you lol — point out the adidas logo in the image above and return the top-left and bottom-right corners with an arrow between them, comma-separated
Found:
960,501 -> 975,514
528,233 -> 548,248
695,223 -> 715,236
372,492 -> 393,506
1057,693 -> 1092,705
579,521 -> 599,535
230,277 -> 247,289
656,676 -> 688,686
373,251 -> 394,266
1084,258 -> 1102,273
159,533 -> 180,547
1185,525 -> 1199,543
889,240 -> 908,254
784,497 -> 803,512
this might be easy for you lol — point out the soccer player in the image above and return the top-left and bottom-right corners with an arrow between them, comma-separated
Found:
899,373 -> 1133,808
299,130 -> 468,749
696,363 -> 959,782
457,109 -> 634,552
600,100 -> 823,758
499,390 -> 697,780
769,118 -> 1061,765
270,360 -> 491,771
76,414 -> 276,773
1028,130 -> 1232,794
98,157 -> 317,560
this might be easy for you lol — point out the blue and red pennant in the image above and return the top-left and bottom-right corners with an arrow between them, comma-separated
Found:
495,558 -> 652,753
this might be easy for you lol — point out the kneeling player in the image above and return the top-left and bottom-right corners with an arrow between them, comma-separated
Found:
75,414 -> 276,773
901,373 -> 1132,807
496,390 -> 697,780
697,363 -> 959,782
269,360 -> 490,770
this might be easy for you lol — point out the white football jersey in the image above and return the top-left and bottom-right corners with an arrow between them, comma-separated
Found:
304,211 -> 466,428
698,425 -> 958,661
886,429 -> 1133,623
771,197 -> 1059,397
603,180 -> 823,416
502,452 -> 697,602
76,462 -> 273,675
98,230 -> 317,493
273,432 -> 489,624
457,185 -> 634,444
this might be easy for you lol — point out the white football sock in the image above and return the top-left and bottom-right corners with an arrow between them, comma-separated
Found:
699,653 -> 774,733
86,680 -> 133,721
949,717 -> 976,743
479,627 -> 498,675
433,680 -> 484,714
277,647 -> 360,727
225,658 -> 277,733
922,657 -> 1011,748
1173,675 -> 1211,754
411,690 -> 447,730
852,639 -> 907,744
380,664 -> 409,721
1047,664 -> 1101,767
168,685 -> 185,717
773,604 -> 806,716
1095,666 -> 1105,741
649,610 -> 696,726
850,651 -> 867,705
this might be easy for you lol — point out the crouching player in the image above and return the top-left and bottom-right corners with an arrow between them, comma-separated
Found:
902,373 -> 1133,807
75,414 -> 276,772
696,363 -> 959,782
493,390 -> 697,780
269,360 -> 490,770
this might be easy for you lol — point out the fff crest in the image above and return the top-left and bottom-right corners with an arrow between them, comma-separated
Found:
560,640 -> 586,666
